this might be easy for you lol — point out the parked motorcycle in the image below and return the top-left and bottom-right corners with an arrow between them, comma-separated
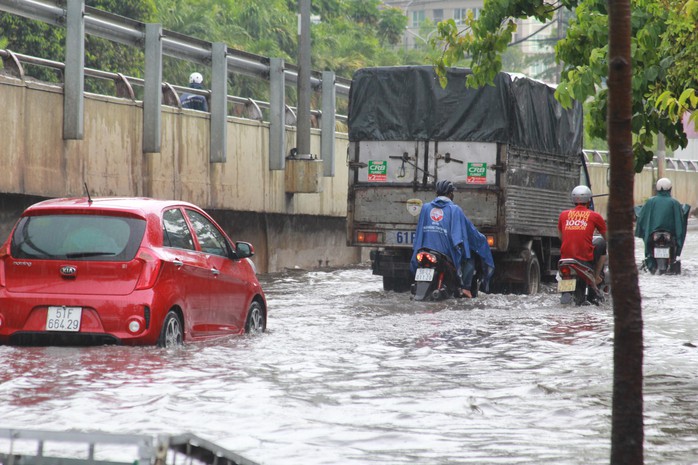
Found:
411,248 -> 475,301
557,258 -> 609,306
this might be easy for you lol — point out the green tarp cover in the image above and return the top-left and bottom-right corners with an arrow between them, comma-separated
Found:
347,66 -> 583,157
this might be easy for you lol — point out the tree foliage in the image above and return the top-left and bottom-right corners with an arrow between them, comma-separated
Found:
433,0 -> 697,172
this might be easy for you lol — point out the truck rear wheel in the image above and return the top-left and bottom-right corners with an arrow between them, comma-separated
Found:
521,256 -> 540,295
383,276 -> 410,292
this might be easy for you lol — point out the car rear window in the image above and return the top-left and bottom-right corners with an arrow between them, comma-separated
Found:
11,214 -> 146,261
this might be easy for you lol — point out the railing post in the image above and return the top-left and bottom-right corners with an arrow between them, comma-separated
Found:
321,70 -> 336,177
143,23 -> 162,153
210,42 -> 228,163
64,0 -> 84,140
269,58 -> 286,170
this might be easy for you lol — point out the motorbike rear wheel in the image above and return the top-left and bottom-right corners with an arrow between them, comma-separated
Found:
573,280 -> 587,306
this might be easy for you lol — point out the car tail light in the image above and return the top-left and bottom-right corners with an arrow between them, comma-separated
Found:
135,248 -> 163,290
416,251 -> 437,265
0,242 -> 8,287
559,265 -> 572,278
356,231 -> 384,244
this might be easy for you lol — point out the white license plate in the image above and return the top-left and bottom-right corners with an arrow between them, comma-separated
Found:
415,268 -> 435,282
654,247 -> 670,258
46,306 -> 82,332
557,279 -> 577,293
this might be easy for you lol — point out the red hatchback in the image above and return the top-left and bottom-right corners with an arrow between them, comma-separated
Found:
0,197 -> 267,347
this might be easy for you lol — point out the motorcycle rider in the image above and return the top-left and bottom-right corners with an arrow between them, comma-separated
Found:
180,72 -> 209,111
634,177 -> 687,272
410,180 -> 494,298
557,185 -> 608,288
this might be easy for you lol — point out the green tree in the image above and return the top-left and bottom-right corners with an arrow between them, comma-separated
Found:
431,0 -> 652,461
431,0 -> 697,172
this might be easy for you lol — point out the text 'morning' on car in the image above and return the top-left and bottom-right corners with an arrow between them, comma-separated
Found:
0,197 -> 267,347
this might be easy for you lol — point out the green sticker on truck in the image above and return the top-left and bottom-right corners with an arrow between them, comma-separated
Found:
467,162 -> 487,184
368,160 -> 387,181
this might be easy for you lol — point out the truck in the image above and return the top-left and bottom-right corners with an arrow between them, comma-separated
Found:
346,66 -> 589,294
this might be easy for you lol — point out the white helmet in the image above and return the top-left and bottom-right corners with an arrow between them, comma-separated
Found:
189,72 -> 203,84
656,177 -> 672,192
571,185 -> 592,204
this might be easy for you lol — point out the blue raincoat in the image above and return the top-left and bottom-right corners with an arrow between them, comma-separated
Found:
410,197 -> 495,290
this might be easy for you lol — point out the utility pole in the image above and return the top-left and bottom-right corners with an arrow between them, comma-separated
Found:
297,0 -> 311,158
656,133 -> 666,194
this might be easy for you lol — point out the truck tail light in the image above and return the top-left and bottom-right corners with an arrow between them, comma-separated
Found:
357,231 -> 384,244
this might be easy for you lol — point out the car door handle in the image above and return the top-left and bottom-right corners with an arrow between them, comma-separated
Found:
173,259 -> 184,267
211,268 -> 220,275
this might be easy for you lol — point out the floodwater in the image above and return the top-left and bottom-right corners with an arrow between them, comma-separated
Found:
1,221 -> 697,465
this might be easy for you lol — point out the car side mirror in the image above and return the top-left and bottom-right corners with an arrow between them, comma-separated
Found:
234,241 -> 254,259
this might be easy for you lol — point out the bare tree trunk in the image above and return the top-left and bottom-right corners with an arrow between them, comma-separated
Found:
607,0 -> 644,463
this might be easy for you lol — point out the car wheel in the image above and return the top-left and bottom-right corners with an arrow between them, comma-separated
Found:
245,301 -> 266,334
158,310 -> 183,348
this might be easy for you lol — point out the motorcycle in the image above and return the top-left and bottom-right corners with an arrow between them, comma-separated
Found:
557,258 -> 610,306
411,248 -> 476,301
644,230 -> 681,275
635,203 -> 690,275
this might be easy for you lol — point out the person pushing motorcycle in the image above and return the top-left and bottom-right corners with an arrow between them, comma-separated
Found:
634,177 -> 688,273
410,180 -> 494,298
557,185 -> 607,286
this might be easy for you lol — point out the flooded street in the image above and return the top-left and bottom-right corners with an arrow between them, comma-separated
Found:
1,221 -> 698,465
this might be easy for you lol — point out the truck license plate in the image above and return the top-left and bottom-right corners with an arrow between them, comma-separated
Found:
415,268 -> 435,282
557,279 -> 577,293
46,306 -> 82,332
654,247 -> 670,258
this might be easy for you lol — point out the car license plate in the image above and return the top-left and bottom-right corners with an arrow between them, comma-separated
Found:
654,247 -> 670,258
415,268 -> 435,282
46,306 -> 82,332
557,279 -> 577,293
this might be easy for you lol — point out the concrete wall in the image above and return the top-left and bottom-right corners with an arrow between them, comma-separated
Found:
0,74 -> 358,273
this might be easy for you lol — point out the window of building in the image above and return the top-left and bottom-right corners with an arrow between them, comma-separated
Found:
411,10 -> 425,27
433,9 -> 443,23
454,7 -> 480,24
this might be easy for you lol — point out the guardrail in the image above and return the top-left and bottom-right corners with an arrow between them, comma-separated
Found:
0,0 -> 347,169
0,428 -> 260,465
583,149 -> 698,171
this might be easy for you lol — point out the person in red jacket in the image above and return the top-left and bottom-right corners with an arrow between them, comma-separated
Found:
557,185 -> 608,285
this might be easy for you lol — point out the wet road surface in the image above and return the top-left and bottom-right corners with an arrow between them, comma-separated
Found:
1,222 -> 697,464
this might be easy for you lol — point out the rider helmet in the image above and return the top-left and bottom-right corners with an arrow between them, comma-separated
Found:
189,72 -> 203,85
436,180 -> 455,196
570,185 -> 592,204
656,177 -> 672,192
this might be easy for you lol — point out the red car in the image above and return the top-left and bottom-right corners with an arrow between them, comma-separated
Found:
0,197 -> 267,347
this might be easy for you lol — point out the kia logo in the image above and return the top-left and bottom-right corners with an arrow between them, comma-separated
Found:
60,265 -> 77,276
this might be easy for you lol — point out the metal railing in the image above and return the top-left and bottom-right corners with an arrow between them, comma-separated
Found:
0,0 -> 347,171
583,149 -> 698,172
